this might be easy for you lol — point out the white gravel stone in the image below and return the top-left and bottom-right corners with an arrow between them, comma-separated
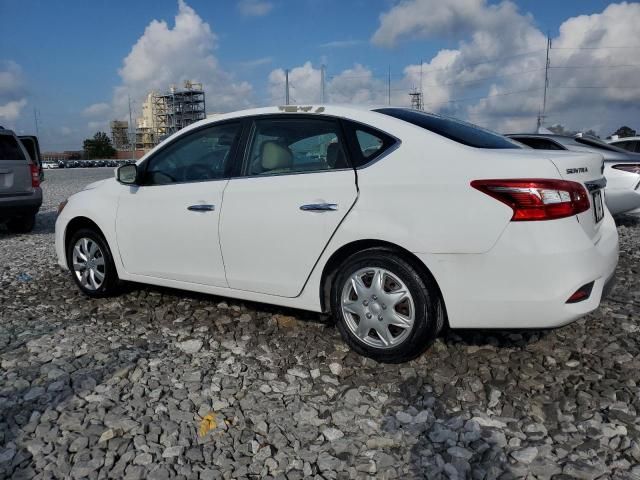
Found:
176,339 -> 203,354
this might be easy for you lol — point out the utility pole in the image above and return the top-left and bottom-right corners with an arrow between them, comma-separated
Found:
285,69 -> 290,105
320,64 -> 326,103
33,108 -> 40,137
537,35 -> 551,131
128,94 -> 134,160
387,65 -> 391,105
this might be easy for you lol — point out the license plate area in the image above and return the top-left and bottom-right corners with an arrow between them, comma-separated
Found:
592,189 -> 604,223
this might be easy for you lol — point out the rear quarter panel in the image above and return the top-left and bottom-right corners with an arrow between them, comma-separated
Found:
338,117 -> 564,254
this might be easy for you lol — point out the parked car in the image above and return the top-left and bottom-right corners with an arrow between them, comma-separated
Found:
55,106 -> 618,362
608,136 -> 640,153
507,133 -> 640,216
0,127 -> 42,232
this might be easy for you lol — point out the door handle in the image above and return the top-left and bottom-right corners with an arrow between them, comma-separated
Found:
300,203 -> 338,212
187,204 -> 215,212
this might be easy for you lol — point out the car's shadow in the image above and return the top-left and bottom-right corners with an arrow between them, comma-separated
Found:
120,281 -> 551,352
0,210 -> 57,237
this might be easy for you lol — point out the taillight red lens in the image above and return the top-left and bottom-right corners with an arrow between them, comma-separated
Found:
612,164 -> 640,174
471,179 -> 590,221
30,164 -> 40,188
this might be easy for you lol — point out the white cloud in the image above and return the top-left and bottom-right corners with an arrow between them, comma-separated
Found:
319,40 -> 364,48
238,0 -> 273,17
0,99 -> 27,122
372,0 -> 640,135
82,102 -> 111,117
80,1 -> 253,126
269,62 -> 322,104
0,61 -> 28,123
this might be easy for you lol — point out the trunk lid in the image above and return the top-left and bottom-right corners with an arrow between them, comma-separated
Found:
544,150 -> 606,242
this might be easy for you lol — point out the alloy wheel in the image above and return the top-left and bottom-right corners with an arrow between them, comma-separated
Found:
72,237 -> 106,291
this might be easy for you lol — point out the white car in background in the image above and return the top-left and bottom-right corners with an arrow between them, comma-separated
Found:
608,136 -> 640,154
55,106 -> 618,362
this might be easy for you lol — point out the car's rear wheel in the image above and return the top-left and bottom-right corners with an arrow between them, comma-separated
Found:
6,214 -> 36,233
67,228 -> 119,297
330,248 -> 443,363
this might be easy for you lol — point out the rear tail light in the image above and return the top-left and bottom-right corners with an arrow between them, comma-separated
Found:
611,164 -> 640,175
566,282 -> 594,303
471,179 -> 590,221
30,163 -> 40,188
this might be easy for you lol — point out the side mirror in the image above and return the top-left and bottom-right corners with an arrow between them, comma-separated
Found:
116,164 -> 138,185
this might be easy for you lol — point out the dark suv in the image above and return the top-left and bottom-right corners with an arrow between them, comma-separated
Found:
0,127 -> 43,232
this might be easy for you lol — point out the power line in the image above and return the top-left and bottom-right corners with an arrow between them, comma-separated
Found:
424,87 -> 543,107
550,85 -> 640,89
418,49 -> 546,74
550,64 -> 640,69
551,45 -> 640,50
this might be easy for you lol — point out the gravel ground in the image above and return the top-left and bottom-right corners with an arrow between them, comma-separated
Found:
1,168 -> 639,480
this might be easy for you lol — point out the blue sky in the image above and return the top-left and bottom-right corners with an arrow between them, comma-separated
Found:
1,0 -> 638,150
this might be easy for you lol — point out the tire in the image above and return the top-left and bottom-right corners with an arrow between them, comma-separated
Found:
6,214 -> 36,233
330,248 -> 444,363
66,228 -> 120,297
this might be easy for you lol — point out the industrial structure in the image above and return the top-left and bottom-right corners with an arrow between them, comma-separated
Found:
135,81 -> 206,150
111,81 -> 206,154
110,120 -> 130,150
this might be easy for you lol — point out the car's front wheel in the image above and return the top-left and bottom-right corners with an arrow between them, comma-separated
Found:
330,248 -> 444,363
67,228 -> 119,297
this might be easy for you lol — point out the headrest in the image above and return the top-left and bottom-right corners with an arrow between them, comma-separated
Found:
261,141 -> 293,171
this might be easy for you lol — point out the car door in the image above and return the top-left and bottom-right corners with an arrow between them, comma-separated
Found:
219,115 -> 358,297
115,121 -> 242,286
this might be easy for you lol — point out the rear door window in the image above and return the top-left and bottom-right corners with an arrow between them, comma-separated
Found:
375,108 -> 521,149
0,134 -> 26,160
244,118 -> 351,175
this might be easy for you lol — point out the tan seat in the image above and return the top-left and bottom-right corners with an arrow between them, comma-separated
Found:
259,141 -> 293,174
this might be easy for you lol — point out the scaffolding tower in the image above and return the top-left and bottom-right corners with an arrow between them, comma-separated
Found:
409,89 -> 424,111
110,120 -> 130,150
153,81 -> 206,142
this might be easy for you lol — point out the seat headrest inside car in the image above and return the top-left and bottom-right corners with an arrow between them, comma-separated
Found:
261,141 -> 293,171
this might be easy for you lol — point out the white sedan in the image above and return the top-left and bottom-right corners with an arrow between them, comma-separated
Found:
55,106 -> 618,362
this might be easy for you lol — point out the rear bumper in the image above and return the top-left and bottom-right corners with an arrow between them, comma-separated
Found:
417,212 -> 619,329
606,187 -> 640,216
0,188 -> 42,220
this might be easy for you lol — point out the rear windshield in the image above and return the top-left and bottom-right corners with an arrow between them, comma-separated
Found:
0,134 -> 26,161
375,108 -> 521,149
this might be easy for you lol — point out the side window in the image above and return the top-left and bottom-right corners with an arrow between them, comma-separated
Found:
356,130 -> 385,159
245,118 -> 350,176
144,123 -> 240,185
344,121 -> 396,167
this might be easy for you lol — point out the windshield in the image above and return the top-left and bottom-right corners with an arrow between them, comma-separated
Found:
375,108 -> 521,149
